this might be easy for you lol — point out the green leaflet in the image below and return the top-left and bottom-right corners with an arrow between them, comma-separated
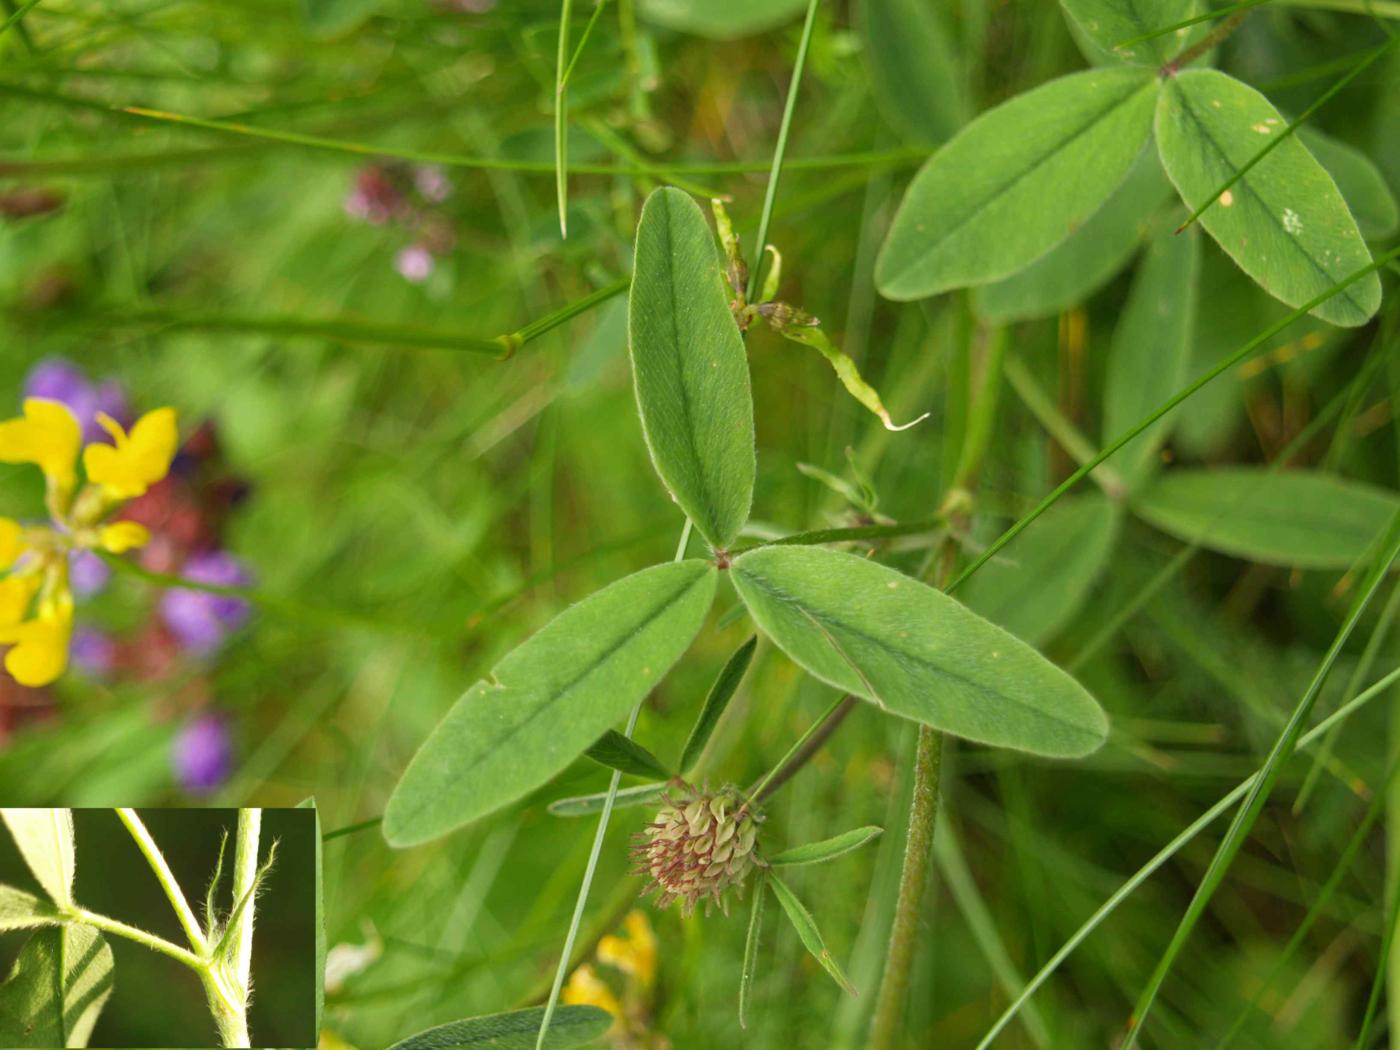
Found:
1132,468 -> 1400,569
383,560 -> 716,846
961,493 -> 1122,647
548,782 -> 667,818
768,826 -> 883,867
730,546 -> 1108,758
858,0 -> 965,145
629,187 -> 756,550
297,798 -> 325,1035
386,1006 -> 613,1050
586,730 -> 672,780
638,0 -> 807,39
680,635 -> 756,774
0,885 -> 59,931
876,67 -> 1158,299
1300,126 -> 1400,240
0,925 -> 114,1048
1101,223 -> 1202,490
767,872 -> 855,995
973,143 -> 1172,323
1060,0 -> 1200,65
1,809 -> 76,908
1154,69 -> 1381,328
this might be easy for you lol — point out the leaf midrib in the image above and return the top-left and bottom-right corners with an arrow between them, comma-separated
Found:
653,196 -> 720,542
895,74 -> 1154,282
736,565 -> 1099,743
1168,76 -> 1369,316
393,567 -> 708,834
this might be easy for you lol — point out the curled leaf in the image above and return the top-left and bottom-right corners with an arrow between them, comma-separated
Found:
775,325 -> 929,432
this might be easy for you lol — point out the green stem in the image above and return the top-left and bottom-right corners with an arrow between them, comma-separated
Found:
868,725 -> 944,1050
115,808 -> 207,953
1002,355 -> 1125,499
1162,9 -> 1251,71
746,693 -> 856,803
533,519 -> 693,1050
745,0 -> 821,303
68,908 -> 204,970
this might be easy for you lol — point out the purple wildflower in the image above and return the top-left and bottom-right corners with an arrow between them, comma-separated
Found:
70,629 -> 116,677
159,550 -> 252,655
173,714 -> 233,793
413,165 -> 451,203
395,244 -> 434,284
23,357 -> 130,442
69,549 -> 111,597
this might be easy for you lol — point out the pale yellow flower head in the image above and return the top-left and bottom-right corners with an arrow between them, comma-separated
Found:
83,407 -> 179,500
0,399 -> 82,492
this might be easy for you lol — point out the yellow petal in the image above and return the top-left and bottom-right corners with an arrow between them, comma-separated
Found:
99,521 -> 150,554
1,596 -> 71,687
0,574 -> 39,627
83,407 -> 179,499
561,964 -> 623,1023
0,518 -> 23,570
0,399 -> 82,489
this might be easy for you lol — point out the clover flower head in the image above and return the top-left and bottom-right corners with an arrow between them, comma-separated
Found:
631,781 -> 765,917
0,396 -> 179,686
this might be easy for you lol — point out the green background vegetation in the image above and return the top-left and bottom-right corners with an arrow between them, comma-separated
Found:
2,0 -> 1399,1047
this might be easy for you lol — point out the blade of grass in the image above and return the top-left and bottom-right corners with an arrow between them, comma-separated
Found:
745,0 -> 822,303
1122,508 -> 1400,1047
0,0 -> 42,43
945,244 -> 1400,597
975,664 -> 1400,1049
532,518 -> 693,1049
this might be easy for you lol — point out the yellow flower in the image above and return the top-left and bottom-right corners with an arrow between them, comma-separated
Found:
0,517 -> 23,570
598,911 -> 658,988
0,592 -> 72,687
0,573 -> 40,628
83,408 -> 178,500
562,964 -> 622,1029
0,399 -> 82,492
98,521 -> 150,554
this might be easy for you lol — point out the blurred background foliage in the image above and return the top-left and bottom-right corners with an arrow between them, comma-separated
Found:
0,809 -> 315,1045
0,0 -> 1398,1047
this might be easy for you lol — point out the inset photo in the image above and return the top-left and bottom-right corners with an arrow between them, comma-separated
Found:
0,808 -> 316,1048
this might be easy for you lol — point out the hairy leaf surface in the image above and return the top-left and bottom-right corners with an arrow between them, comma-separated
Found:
973,144 -> 1171,322
769,826 -> 883,867
1300,126 -> 1399,240
1,809 -> 76,908
1060,0 -> 1200,65
386,1006 -> 613,1050
639,0 -> 807,40
1155,69 -> 1380,327
0,925 -> 113,1048
730,546 -> 1108,757
0,885 -> 60,932
876,67 -> 1157,299
630,187 -> 755,549
384,561 -> 716,846
859,0 -> 965,145
1133,469 -> 1400,569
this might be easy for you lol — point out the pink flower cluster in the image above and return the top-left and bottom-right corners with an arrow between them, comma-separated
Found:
344,164 -> 456,284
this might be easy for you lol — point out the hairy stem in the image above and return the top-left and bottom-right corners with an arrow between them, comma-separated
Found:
116,808 -> 207,953
208,808 -> 261,1048
67,908 -> 204,970
867,725 -> 944,1050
